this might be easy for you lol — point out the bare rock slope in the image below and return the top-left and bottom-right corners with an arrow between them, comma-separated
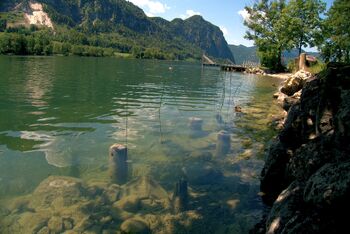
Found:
255,63 -> 350,233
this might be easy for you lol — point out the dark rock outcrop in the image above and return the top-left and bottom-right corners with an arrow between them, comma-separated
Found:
257,63 -> 350,233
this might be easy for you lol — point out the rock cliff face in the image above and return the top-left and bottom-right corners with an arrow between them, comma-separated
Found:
255,63 -> 350,233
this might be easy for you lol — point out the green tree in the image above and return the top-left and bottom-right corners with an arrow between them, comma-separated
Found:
244,0 -> 289,71
33,37 -> 43,55
321,0 -> 350,63
10,34 -> 26,55
52,41 -> 63,54
0,33 -> 11,54
284,0 -> 326,55
26,36 -> 35,54
0,19 -> 6,32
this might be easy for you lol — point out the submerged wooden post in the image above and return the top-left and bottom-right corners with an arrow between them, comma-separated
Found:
173,178 -> 188,213
215,130 -> 231,157
189,117 -> 203,138
189,117 -> 203,131
109,144 -> 128,185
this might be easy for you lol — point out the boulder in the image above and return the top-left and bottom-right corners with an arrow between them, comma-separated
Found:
260,139 -> 291,205
120,218 -> 150,234
286,137 -> 334,181
114,195 -> 141,213
47,216 -> 64,233
17,212 -> 49,234
266,181 -> 304,234
304,161 -> 350,209
334,89 -> 350,152
280,71 -> 312,96
29,176 -> 85,209
282,96 -> 299,112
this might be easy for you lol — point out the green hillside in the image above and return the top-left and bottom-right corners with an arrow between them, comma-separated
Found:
229,44 -> 259,65
0,0 -> 234,60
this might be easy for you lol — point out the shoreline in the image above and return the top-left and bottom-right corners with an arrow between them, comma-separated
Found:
265,73 -> 292,80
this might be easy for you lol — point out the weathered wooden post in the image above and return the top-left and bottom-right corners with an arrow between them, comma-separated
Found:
189,117 -> 203,137
299,53 -> 307,71
189,117 -> 203,131
173,178 -> 188,213
215,130 -> 231,157
109,144 -> 128,185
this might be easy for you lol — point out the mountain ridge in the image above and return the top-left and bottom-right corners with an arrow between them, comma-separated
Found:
0,0 -> 234,61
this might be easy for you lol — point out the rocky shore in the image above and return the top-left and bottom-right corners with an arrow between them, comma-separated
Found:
253,63 -> 350,233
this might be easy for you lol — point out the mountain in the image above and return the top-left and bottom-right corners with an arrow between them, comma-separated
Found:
171,16 -> 235,62
0,0 -> 234,61
229,44 -> 259,65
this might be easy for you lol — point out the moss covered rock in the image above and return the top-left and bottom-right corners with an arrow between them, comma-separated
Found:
120,218 -> 150,234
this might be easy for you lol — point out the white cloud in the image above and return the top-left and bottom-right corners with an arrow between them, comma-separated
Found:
238,9 -> 250,22
128,0 -> 170,15
219,26 -> 229,37
180,9 -> 201,19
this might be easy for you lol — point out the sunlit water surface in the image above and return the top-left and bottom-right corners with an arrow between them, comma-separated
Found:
0,56 -> 282,233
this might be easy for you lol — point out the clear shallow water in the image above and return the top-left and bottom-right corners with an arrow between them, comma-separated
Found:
0,56 -> 282,233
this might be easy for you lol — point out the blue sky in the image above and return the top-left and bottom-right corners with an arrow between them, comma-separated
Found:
128,0 -> 335,48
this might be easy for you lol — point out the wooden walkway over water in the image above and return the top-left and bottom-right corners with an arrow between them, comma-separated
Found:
202,54 -> 247,72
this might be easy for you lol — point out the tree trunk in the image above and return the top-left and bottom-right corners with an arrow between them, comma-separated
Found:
277,47 -> 282,71
298,35 -> 303,56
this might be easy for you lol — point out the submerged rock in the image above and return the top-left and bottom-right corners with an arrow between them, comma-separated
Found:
114,195 -> 141,213
120,218 -> 150,234
120,176 -> 169,201
183,162 -> 223,185
29,176 -> 85,209
0,175 -> 174,233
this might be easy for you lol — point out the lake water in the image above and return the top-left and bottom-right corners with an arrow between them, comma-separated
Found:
0,56 -> 282,233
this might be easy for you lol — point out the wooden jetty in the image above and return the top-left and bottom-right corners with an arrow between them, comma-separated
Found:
220,64 -> 246,72
202,54 -> 246,72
